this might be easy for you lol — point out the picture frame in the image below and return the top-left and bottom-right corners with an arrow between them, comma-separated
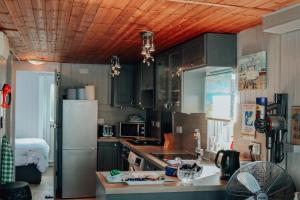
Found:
241,104 -> 256,139
238,51 -> 267,90
291,106 -> 300,145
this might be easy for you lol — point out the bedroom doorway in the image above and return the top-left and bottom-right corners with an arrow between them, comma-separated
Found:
14,70 -> 56,199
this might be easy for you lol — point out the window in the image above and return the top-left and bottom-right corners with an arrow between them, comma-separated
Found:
205,68 -> 235,120
207,119 -> 233,152
205,68 -> 236,152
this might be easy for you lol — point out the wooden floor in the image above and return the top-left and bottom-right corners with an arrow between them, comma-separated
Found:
30,167 -> 54,199
30,167 -> 96,200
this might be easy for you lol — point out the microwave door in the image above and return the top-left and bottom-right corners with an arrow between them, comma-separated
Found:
120,123 -> 138,137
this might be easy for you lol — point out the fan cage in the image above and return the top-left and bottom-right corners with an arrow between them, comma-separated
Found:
226,161 -> 295,200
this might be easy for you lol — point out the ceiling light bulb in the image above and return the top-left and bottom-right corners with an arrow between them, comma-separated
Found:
28,59 -> 45,65
150,44 -> 155,52
141,48 -> 147,55
145,41 -> 151,49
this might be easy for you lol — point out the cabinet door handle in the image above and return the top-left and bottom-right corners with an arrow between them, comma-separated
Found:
114,144 -> 118,147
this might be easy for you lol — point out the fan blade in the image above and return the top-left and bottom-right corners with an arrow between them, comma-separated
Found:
237,172 -> 261,194
245,196 -> 255,200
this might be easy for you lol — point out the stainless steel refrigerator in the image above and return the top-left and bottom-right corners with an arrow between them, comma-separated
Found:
62,100 -> 97,198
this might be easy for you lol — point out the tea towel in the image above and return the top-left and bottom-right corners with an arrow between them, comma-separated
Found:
1,135 -> 14,184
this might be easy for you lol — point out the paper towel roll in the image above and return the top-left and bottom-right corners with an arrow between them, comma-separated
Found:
85,85 -> 95,100
66,88 -> 76,100
77,88 -> 86,100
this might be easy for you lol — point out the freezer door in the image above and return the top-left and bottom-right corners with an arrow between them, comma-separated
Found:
62,148 -> 97,198
63,100 -> 97,148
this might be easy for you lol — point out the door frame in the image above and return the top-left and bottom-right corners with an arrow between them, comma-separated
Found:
11,61 -> 60,199
38,72 -> 56,163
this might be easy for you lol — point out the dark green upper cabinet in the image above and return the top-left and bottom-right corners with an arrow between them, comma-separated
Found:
205,33 -> 237,67
155,52 -> 170,110
155,47 -> 183,111
169,47 -> 183,112
155,33 -> 237,112
140,63 -> 154,90
136,62 -> 154,109
182,35 -> 205,67
111,64 -> 135,107
182,33 -> 237,68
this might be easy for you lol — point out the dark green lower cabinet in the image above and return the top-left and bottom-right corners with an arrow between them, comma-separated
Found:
97,142 -> 121,171
97,142 -> 163,171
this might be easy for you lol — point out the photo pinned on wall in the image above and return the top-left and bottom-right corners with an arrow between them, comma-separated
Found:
291,106 -> 300,145
241,104 -> 256,140
238,51 -> 267,90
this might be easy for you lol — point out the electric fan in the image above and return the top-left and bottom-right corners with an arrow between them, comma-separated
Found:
226,161 -> 295,200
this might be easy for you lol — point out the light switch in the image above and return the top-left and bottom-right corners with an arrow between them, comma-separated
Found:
250,142 -> 261,156
176,126 -> 183,134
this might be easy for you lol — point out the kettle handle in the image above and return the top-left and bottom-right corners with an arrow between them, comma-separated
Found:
215,150 -> 225,168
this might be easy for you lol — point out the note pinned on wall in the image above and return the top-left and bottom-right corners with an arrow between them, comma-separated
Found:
238,51 -> 267,90
241,104 -> 256,140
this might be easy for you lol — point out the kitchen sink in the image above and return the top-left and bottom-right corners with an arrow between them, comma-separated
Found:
150,153 -> 213,165
150,153 -> 198,161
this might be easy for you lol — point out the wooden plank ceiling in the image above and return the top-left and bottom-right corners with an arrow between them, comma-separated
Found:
0,0 -> 299,64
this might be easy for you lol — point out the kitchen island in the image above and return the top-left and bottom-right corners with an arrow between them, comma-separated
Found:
96,137 -> 226,199
96,171 -> 226,200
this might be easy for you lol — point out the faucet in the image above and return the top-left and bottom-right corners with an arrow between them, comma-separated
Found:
194,129 -> 204,161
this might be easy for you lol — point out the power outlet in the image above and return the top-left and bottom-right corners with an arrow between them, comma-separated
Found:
250,142 -> 261,156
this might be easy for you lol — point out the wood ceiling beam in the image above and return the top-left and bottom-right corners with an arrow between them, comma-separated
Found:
165,0 -> 276,12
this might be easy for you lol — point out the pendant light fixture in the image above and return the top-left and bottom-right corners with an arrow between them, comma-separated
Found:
28,59 -> 45,65
140,31 -> 155,66
111,55 -> 121,77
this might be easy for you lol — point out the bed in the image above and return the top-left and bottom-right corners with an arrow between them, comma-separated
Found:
15,138 -> 50,184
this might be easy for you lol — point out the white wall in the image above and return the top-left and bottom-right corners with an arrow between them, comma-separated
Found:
15,72 -> 40,138
236,25 -> 300,189
60,63 -> 146,132
234,25 -> 281,161
15,71 -> 54,139
0,58 -> 7,139
281,30 -> 300,190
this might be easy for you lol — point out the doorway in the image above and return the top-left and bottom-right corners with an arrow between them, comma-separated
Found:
14,71 -> 55,199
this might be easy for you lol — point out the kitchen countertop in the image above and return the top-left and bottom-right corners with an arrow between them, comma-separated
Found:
97,137 -> 211,169
96,137 -> 226,199
96,171 -> 226,195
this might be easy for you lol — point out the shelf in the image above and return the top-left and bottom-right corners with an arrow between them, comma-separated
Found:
285,143 -> 300,153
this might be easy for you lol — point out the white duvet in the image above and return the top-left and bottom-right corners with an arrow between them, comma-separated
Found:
15,138 -> 50,173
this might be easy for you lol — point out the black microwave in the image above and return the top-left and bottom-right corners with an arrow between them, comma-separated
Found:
119,122 -> 145,137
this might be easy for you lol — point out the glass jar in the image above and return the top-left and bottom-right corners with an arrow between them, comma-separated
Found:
176,158 -> 203,184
